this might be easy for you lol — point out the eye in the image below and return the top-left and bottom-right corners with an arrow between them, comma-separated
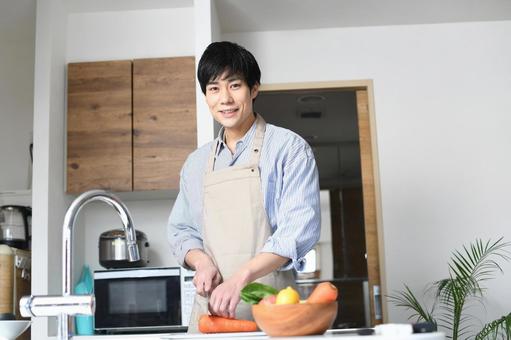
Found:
207,86 -> 219,93
230,82 -> 241,89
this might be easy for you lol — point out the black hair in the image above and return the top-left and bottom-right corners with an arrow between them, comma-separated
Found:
197,41 -> 261,94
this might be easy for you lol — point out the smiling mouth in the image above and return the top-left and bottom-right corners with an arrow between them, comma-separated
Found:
219,108 -> 238,115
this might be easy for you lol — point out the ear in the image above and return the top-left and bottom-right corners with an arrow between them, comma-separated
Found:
250,83 -> 260,100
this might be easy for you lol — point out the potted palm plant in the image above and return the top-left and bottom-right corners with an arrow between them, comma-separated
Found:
388,238 -> 511,339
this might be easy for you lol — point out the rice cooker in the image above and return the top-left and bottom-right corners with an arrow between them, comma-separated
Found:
98,229 -> 149,269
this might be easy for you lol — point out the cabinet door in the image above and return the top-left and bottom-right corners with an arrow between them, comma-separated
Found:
133,57 -> 197,191
67,61 -> 133,193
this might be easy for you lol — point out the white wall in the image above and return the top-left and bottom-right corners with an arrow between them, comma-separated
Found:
65,7 -> 195,273
0,6 -> 35,191
67,8 -> 194,61
223,20 -> 511,324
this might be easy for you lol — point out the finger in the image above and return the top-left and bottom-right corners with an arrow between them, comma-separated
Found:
193,276 -> 204,293
228,296 -> 239,319
209,292 -> 223,316
195,283 -> 204,296
214,273 -> 222,287
204,282 -> 212,295
218,298 -> 229,318
211,299 -> 222,316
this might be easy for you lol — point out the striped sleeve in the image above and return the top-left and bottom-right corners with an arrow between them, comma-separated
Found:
260,141 -> 321,271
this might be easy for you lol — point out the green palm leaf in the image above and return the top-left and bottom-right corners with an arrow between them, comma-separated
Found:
387,285 -> 436,324
389,238 -> 510,340
475,313 -> 511,340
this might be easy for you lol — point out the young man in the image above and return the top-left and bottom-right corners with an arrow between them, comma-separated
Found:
167,41 -> 320,332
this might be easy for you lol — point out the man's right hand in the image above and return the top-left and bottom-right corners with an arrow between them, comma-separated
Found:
185,249 -> 222,297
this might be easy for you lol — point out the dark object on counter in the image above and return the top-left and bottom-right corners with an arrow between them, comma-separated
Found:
413,322 -> 437,333
328,328 -> 375,336
98,229 -> 149,269
0,313 -> 15,320
357,328 -> 375,335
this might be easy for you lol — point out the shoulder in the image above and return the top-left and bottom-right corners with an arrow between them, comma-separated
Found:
181,141 -> 215,174
264,123 -> 314,159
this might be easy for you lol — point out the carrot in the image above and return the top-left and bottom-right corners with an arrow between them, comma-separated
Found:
198,314 -> 258,333
306,282 -> 338,304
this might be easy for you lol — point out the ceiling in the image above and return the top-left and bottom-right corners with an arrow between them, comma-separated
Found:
215,0 -> 511,33
4,0 -> 510,42
255,89 -> 362,190
67,0 -> 193,13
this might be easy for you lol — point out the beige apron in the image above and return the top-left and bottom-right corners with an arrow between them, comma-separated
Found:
187,115 -> 295,333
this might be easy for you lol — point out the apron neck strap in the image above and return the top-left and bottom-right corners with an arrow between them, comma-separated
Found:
206,114 -> 266,172
249,114 -> 266,165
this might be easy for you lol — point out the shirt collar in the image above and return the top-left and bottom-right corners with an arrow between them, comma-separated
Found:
216,115 -> 258,157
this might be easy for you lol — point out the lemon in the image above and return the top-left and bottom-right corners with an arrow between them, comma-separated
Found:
275,286 -> 300,304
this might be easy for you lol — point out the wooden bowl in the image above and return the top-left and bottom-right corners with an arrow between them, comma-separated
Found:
252,302 -> 337,337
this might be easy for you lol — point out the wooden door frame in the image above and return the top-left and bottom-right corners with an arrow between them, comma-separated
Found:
259,80 -> 387,324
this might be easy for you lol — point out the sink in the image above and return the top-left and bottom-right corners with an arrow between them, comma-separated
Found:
0,320 -> 31,340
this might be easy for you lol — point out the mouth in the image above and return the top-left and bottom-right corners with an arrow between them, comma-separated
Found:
219,108 -> 239,118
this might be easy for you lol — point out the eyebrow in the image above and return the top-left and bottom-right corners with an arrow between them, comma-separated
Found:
207,75 -> 242,85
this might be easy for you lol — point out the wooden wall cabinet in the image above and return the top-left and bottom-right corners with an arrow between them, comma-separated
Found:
67,57 -> 197,193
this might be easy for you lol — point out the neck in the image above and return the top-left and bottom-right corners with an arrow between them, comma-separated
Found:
224,113 -> 256,152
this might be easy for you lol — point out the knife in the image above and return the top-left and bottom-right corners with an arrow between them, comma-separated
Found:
204,283 -> 212,315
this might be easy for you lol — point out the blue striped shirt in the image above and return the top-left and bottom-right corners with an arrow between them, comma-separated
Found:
167,117 -> 321,271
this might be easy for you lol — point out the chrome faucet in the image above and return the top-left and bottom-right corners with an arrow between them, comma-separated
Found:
20,190 -> 141,340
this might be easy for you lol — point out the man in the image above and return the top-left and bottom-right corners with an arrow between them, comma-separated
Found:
167,41 -> 320,332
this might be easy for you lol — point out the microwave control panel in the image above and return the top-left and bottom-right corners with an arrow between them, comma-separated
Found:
180,268 -> 196,326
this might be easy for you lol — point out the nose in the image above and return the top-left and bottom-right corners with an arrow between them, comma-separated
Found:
219,86 -> 233,104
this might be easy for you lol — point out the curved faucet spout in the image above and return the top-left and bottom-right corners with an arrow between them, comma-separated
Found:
20,190 -> 140,340
62,189 -> 140,296
58,190 -> 140,339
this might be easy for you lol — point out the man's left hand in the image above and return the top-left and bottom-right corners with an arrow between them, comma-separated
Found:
208,271 -> 249,318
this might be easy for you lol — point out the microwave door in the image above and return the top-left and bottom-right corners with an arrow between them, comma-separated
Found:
94,268 -> 183,333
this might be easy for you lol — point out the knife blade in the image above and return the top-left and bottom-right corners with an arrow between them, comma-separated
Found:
204,283 -> 212,315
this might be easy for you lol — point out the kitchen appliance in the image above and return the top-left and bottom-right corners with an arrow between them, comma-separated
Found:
0,206 -> 31,250
0,245 -> 31,340
93,267 -> 195,334
98,229 -> 149,269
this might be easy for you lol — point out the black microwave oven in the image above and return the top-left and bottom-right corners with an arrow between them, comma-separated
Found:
94,267 -> 195,334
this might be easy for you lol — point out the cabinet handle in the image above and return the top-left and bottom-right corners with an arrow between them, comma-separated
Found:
373,285 -> 382,320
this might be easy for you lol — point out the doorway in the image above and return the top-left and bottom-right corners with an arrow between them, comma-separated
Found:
255,80 -> 385,327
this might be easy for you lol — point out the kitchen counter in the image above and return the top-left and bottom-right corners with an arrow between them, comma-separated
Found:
73,330 -> 445,339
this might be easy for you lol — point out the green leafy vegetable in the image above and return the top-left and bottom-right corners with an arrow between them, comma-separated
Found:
240,282 -> 278,304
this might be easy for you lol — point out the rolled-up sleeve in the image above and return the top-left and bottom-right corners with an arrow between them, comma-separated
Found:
167,162 -> 203,268
260,145 -> 321,271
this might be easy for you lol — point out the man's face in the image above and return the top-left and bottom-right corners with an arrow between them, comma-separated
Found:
205,71 -> 259,135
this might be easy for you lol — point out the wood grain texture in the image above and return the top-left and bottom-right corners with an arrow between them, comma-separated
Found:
356,89 -> 382,325
252,302 -> 337,337
133,57 -> 197,191
14,248 -> 31,340
67,61 -> 133,193
0,254 -> 14,314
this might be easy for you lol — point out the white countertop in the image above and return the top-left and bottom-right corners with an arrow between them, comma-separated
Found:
73,330 -> 445,340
